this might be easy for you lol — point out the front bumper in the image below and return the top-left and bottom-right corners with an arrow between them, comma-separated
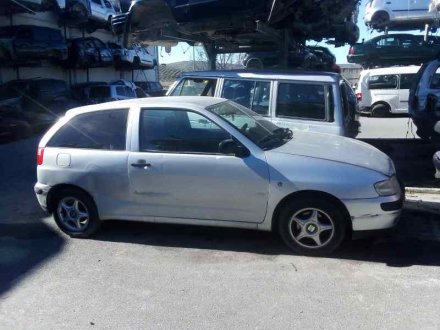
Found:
343,193 -> 404,232
34,182 -> 51,212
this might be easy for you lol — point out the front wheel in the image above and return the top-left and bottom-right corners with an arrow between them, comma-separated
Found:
278,198 -> 348,255
53,189 -> 101,238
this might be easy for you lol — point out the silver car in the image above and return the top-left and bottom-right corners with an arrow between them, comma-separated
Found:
365,0 -> 433,30
34,97 -> 403,255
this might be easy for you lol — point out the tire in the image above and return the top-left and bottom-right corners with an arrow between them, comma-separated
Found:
371,104 -> 391,117
53,188 -> 101,238
278,197 -> 348,255
371,11 -> 390,30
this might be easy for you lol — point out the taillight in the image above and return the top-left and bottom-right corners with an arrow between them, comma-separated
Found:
356,92 -> 362,101
349,47 -> 355,55
37,147 -> 44,165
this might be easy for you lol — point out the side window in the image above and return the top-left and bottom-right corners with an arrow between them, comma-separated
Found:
400,74 -> 416,89
376,37 -> 399,47
221,79 -> 270,115
170,78 -> 216,96
276,82 -> 327,121
47,109 -> 128,150
116,86 -> 125,97
139,109 -> 230,154
125,87 -> 136,98
91,0 -> 101,4
368,75 -> 398,89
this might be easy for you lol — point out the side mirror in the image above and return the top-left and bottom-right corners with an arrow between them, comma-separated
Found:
219,139 -> 250,158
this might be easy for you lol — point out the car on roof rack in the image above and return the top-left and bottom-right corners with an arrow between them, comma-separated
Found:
167,70 -> 360,138
365,0 -> 434,30
348,34 -> 440,68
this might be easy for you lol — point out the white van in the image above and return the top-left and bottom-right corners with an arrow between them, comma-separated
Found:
356,66 -> 420,116
167,70 -> 360,138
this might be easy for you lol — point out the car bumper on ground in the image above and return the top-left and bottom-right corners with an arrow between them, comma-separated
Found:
34,182 -> 51,212
343,193 -> 404,232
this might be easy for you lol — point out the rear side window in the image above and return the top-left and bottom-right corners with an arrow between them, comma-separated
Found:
368,75 -> 397,89
47,109 -> 128,150
221,79 -> 270,116
400,74 -> 416,89
276,82 -> 327,121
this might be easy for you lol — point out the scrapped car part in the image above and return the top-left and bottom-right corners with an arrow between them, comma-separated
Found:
108,42 -> 155,69
67,37 -> 113,68
87,0 -> 119,32
243,46 -> 338,72
135,81 -> 165,96
0,25 -> 68,65
348,34 -> 440,68
112,0 -> 360,51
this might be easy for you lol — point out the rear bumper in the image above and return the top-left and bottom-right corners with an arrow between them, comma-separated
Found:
34,182 -> 51,212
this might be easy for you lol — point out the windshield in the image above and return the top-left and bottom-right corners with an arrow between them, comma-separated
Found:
208,101 -> 293,150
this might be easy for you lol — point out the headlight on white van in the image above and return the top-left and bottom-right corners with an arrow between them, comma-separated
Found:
374,176 -> 401,196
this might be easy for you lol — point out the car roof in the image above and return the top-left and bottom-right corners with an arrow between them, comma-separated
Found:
65,96 -> 226,116
178,70 -> 341,83
362,65 -> 421,75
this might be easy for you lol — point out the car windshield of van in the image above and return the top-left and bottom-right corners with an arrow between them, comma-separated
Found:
208,101 -> 292,150
90,86 -> 111,98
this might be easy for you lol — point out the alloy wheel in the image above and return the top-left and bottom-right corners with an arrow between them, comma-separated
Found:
288,208 -> 335,249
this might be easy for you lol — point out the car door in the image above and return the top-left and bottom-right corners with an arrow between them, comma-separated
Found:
127,107 -> 269,223
408,0 -> 431,20
398,73 -> 416,112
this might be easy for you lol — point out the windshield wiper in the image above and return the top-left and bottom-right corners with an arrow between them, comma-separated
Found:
257,134 -> 283,150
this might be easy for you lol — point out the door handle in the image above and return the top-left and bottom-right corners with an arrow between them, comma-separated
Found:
131,162 -> 151,168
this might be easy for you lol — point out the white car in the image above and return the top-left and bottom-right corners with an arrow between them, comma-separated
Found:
356,65 -> 421,116
108,42 -> 155,69
89,0 -> 117,26
365,0 -> 434,30
34,97 -> 403,255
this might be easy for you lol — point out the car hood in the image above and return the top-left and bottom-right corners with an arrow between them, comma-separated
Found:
269,131 -> 394,176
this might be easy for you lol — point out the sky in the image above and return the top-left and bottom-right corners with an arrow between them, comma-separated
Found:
157,0 -> 430,65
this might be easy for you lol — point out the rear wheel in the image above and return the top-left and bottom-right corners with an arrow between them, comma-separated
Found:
371,11 -> 390,30
278,197 -> 348,255
53,189 -> 101,238
371,103 -> 391,117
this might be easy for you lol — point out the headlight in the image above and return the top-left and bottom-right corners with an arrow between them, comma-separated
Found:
374,176 -> 401,196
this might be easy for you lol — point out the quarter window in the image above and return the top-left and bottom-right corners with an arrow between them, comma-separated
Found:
368,75 -> 398,89
140,109 -> 230,154
47,109 -> 128,150
276,82 -> 327,121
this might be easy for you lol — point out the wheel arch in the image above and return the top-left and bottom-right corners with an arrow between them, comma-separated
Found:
47,183 -> 97,215
371,10 -> 390,23
271,190 -> 352,234
371,100 -> 392,109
